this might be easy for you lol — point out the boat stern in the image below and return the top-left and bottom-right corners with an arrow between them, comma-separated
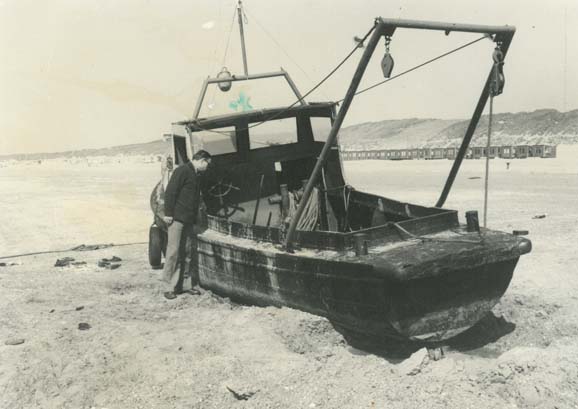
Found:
370,229 -> 531,341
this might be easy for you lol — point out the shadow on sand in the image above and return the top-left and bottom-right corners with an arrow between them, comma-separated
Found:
332,312 -> 516,362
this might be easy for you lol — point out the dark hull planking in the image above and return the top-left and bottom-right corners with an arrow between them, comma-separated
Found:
194,228 -> 528,343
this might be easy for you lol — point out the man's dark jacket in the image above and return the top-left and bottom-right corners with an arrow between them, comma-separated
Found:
164,161 -> 201,224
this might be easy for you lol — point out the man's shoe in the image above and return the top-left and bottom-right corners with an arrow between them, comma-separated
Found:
185,288 -> 201,295
175,288 -> 201,296
164,291 -> 177,300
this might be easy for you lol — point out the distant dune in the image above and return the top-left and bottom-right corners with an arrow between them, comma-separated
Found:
339,108 -> 578,150
2,108 -> 577,161
0,140 -> 165,162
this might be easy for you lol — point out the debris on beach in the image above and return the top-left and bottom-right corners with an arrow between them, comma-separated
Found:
532,214 -> 547,219
4,338 -> 25,346
54,257 -> 86,267
226,386 -> 258,401
70,243 -> 114,251
0,261 -> 20,267
78,323 -> 91,331
54,257 -> 74,267
98,256 -> 122,270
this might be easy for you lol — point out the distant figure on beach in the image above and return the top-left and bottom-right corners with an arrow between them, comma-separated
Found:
506,161 -> 510,170
162,150 -> 212,300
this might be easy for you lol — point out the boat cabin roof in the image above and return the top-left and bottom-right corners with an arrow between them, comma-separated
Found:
175,102 -> 336,132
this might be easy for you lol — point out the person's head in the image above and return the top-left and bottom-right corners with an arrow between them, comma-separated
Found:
191,150 -> 212,173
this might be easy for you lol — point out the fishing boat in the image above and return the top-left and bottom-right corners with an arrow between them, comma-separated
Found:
148,4 -> 531,344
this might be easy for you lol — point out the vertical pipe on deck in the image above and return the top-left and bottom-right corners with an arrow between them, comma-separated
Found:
483,95 -> 494,227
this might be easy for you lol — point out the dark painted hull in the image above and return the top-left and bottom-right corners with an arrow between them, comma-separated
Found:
195,229 -> 524,342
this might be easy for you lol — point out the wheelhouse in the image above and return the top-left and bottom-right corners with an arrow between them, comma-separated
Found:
174,104 -> 458,252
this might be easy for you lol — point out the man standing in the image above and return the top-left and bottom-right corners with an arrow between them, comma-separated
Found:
162,150 -> 212,300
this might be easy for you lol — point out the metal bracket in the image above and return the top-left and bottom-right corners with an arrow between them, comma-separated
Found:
192,70 -> 307,119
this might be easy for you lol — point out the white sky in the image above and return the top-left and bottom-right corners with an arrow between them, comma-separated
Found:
1,0 -> 577,155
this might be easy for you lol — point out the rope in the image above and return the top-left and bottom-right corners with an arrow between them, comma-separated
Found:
342,185 -> 352,232
0,242 -> 148,260
287,188 -> 320,231
483,94 -> 494,228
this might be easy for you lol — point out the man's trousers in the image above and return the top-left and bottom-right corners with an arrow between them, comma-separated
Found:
162,221 -> 198,292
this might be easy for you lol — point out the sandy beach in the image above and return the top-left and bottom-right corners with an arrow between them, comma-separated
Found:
1,147 -> 577,408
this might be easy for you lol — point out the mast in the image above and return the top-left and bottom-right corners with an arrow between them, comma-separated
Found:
237,0 -> 249,76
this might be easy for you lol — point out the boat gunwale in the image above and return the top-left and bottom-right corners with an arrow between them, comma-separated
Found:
206,205 -> 458,251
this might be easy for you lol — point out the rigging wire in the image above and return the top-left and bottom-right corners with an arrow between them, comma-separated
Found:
221,5 -> 239,67
339,35 -> 488,102
242,23 -> 376,129
208,4 -> 239,109
242,4 -> 331,101
208,0 -> 226,79
206,0 -> 228,107
194,31 -> 487,137
193,23 -> 377,136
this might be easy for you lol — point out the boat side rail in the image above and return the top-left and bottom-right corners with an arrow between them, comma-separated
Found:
346,190 -> 448,219
206,209 -> 458,252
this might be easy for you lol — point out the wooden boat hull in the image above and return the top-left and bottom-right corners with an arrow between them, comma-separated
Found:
194,229 -> 527,343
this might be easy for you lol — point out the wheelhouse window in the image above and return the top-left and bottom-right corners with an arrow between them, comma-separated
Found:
310,117 -> 333,142
191,127 -> 237,155
249,117 -> 297,149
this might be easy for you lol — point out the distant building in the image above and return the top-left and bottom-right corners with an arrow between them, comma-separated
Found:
500,146 -> 514,159
445,148 -> 457,159
432,148 -> 445,159
341,144 -> 557,161
542,145 -> 557,158
420,148 -> 432,160
472,147 -> 484,159
487,146 -> 499,158
515,145 -> 529,159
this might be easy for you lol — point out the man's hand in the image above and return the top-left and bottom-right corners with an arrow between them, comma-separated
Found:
163,216 -> 174,225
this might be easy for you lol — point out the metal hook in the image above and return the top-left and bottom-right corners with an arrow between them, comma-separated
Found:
384,36 -> 391,52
